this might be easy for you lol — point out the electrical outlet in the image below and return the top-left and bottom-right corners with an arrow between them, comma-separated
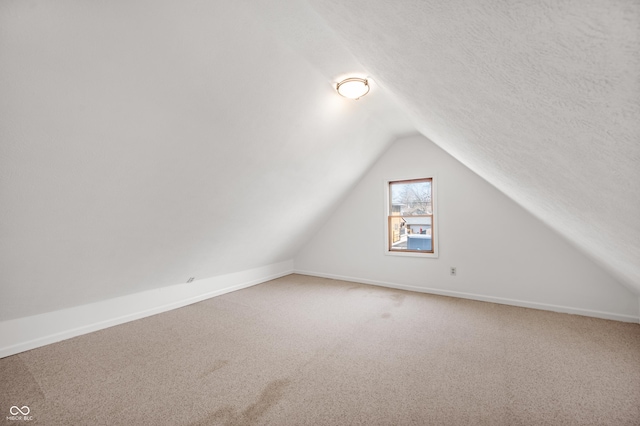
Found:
450,267 -> 457,276
186,277 -> 195,283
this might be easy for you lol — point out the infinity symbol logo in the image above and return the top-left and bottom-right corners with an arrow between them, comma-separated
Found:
10,406 -> 30,415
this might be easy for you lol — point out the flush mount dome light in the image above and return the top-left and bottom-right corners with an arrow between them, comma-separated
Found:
336,77 -> 370,100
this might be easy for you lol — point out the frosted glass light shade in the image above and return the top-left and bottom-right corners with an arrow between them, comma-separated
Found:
336,78 -> 370,100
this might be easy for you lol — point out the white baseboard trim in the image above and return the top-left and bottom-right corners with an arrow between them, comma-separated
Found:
294,269 -> 640,324
0,260 -> 294,358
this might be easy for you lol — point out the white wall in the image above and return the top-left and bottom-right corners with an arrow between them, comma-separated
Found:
295,135 -> 639,322
0,0 -> 413,321
0,260 -> 293,358
308,0 -> 640,295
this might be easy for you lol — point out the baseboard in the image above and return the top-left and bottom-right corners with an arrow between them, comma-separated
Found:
0,260 -> 294,358
294,269 -> 640,324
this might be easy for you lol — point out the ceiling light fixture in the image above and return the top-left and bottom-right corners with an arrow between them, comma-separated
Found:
336,77 -> 370,100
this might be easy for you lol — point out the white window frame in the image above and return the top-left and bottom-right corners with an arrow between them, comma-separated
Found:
384,175 -> 439,258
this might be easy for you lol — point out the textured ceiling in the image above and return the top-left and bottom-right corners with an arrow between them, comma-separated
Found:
308,0 -> 640,293
1,0 -> 638,321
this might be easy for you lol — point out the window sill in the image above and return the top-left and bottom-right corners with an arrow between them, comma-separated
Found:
385,250 -> 439,259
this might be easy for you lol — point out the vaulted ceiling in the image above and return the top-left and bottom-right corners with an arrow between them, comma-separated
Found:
1,0 -> 638,320
305,0 -> 640,293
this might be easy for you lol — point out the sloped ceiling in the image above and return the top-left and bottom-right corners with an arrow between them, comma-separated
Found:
0,0 -> 414,320
307,0 -> 640,293
1,0 -> 638,322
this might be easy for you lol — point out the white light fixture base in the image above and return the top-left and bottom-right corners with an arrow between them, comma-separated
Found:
336,77 -> 370,100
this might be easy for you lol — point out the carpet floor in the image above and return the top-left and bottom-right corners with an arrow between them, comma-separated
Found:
1,274 -> 639,425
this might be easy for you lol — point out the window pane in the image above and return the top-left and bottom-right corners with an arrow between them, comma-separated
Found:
389,216 -> 432,251
390,180 -> 432,215
389,178 -> 433,253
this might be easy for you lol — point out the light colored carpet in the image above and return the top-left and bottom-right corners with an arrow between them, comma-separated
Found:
1,274 -> 639,425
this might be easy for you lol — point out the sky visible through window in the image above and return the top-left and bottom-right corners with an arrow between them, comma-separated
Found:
390,180 -> 432,215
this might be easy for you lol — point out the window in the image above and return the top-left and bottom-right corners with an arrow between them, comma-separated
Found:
387,177 -> 435,255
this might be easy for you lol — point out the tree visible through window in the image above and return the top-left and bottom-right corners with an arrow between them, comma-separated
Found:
388,178 -> 434,253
